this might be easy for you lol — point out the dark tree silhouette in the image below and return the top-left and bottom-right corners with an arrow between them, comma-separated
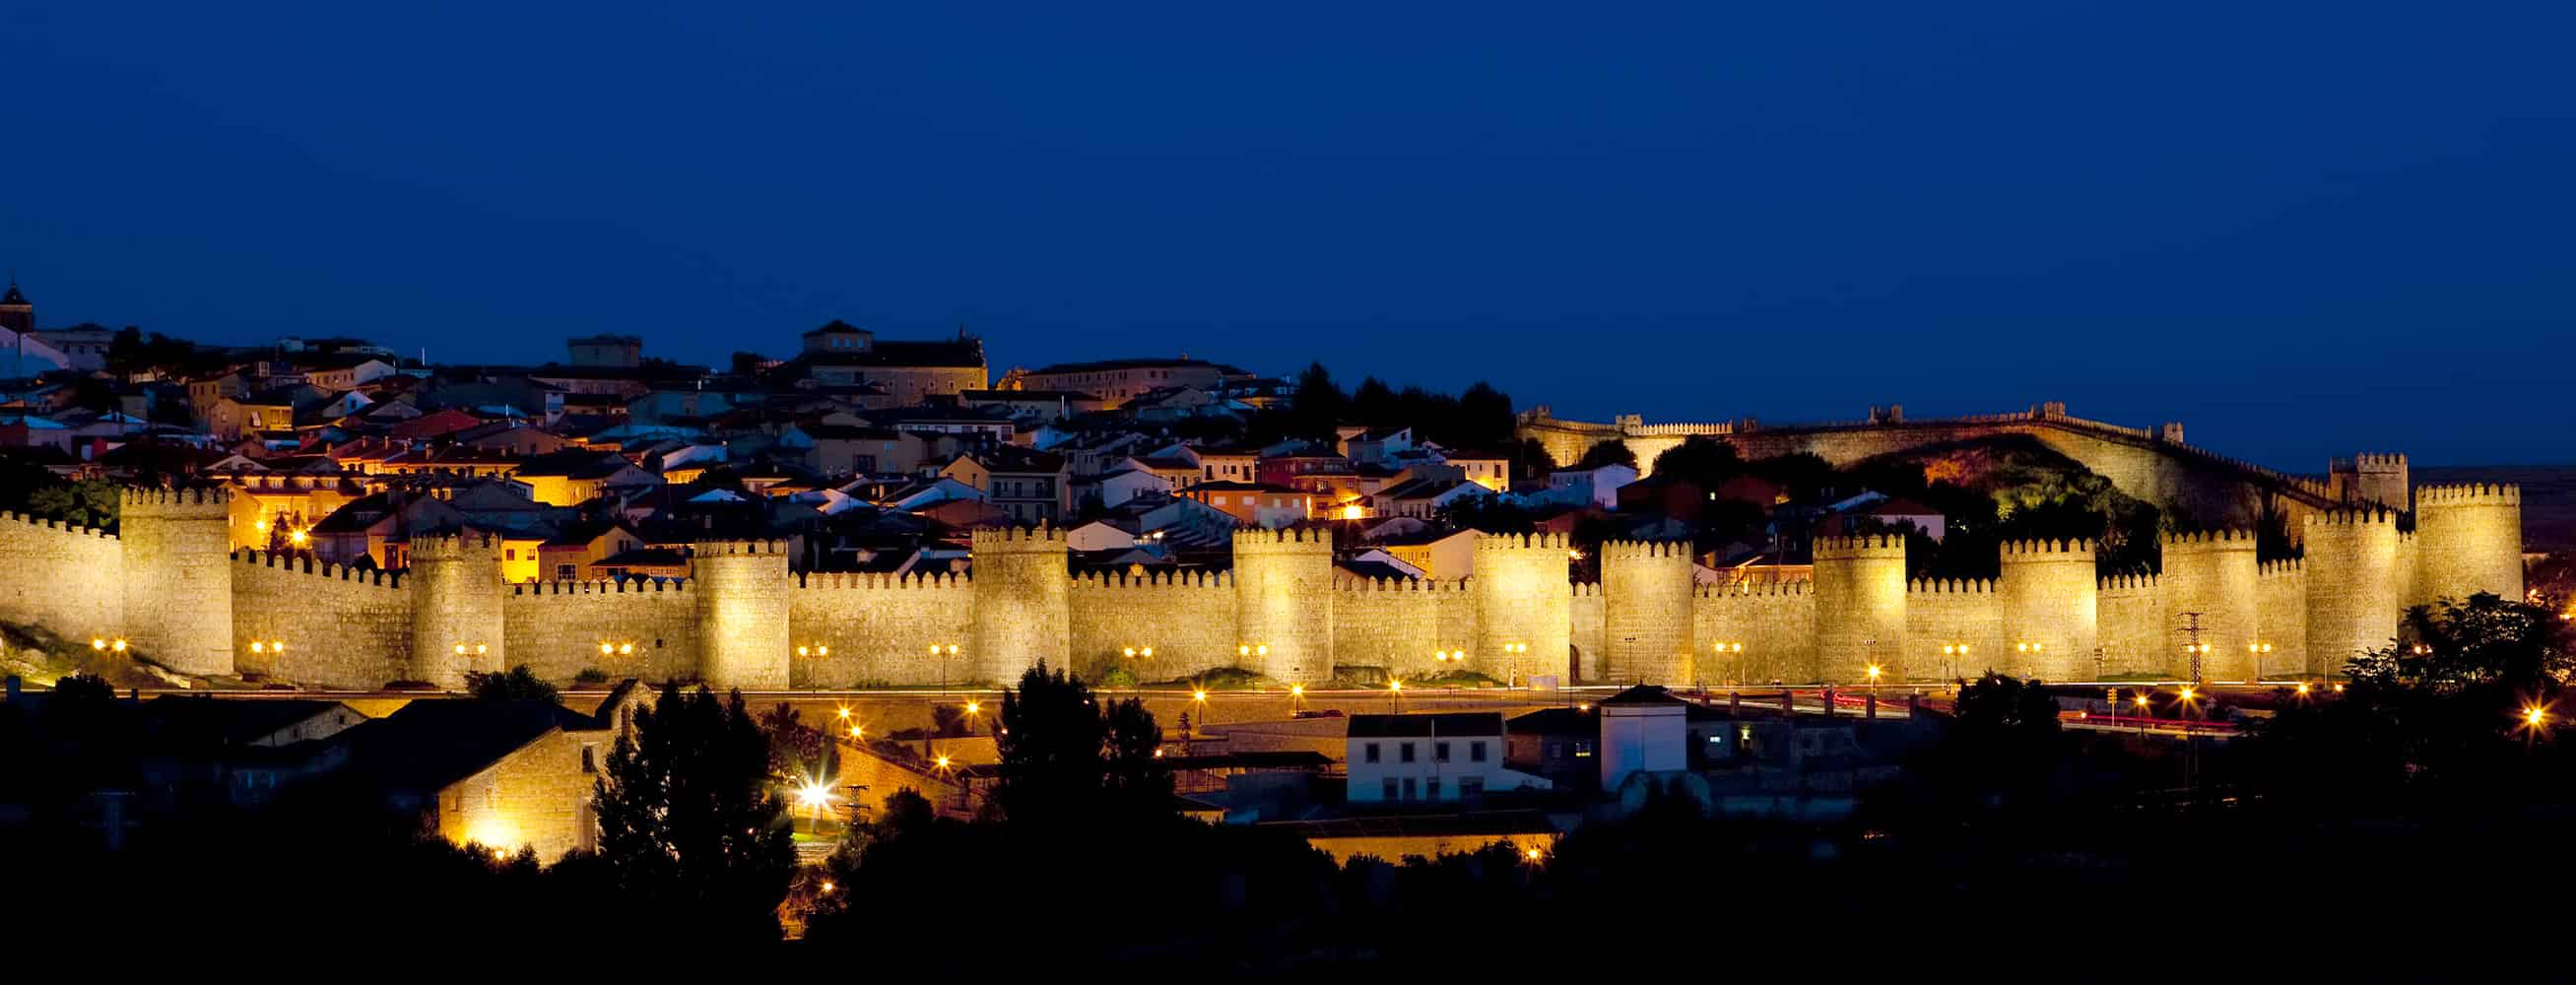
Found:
591,683 -> 798,942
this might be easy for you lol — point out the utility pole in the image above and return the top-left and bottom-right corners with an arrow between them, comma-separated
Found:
2175,611 -> 2208,686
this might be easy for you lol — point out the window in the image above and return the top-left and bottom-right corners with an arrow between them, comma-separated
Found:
1400,743 -> 1417,763
1470,741 -> 1487,762
1461,776 -> 1485,797
1426,777 -> 1442,800
556,564 -> 576,579
1382,778 -> 1399,800
1402,777 -> 1418,800
1574,741 -> 1593,758
1433,742 -> 1451,763
582,745 -> 598,773
1363,742 -> 1380,763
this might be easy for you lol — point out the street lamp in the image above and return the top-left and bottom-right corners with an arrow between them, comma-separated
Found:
931,643 -> 959,696
1715,641 -> 1745,687
2249,641 -> 2274,681
1389,678 -> 1404,713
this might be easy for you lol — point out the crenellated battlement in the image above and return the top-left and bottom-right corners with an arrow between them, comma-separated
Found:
2415,483 -> 2520,507
689,539 -> 788,557
2259,558 -> 2304,578
512,576 -> 692,595
2307,507 -> 2398,527
1334,575 -> 1470,593
120,486 -> 231,515
2332,452 -> 2410,471
233,549 -> 407,589
1572,581 -> 1602,598
408,530 -> 499,558
2098,572 -> 2158,592
0,510 -> 116,540
1999,537 -> 2094,557
970,524 -> 1070,550
1603,539 -> 1695,560
1705,579 -> 1812,598
797,570 -> 969,591
1907,577 -> 1994,595
1813,534 -> 1906,558
1077,568 -> 1232,590
1475,531 -> 1571,552
1230,527 -> 1332,551
2160,529 -> 2255,550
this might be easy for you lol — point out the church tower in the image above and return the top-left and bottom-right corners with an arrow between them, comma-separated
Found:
0,280 -> 31,338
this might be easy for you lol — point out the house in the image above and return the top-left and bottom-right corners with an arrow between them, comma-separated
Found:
1191,447 -> 1259,486
1346,712 -> 1549,804
1549,463 -> 1638,509
796,321 -> 988,406
800,424 -> 926,476
307,491 -> 469,568
1371,477 -> 1489,521
1443,450 -> 1513,492
1091,467 -> 1172,509
205,388 -> 312,441
1177,481 -> 1310,529
958,388 -> 1102,421
999,357 -> 1235,409
331,687 -> 647,861
510,449 -> 657,506
939,446 -> 1069,525
31,325 -> 114,372
1598,685 -> 1689,792
1376,528 -> 1480,580
567,334 -> 643,368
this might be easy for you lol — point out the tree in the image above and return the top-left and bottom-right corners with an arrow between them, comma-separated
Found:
729,351 -> 770,375
1289,361 -> 1348,439
591,683 -> 798,942
1572,439 -> 1636,471
992,661 -> 1170,825
2348,593 -> 2573,698
1650,436 -> 1742,488
464,665 -> 559,703
23,479 -> 119,531
758,700 -> 831,785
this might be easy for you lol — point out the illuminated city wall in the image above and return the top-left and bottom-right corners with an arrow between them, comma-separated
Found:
0,484 -> 2532,690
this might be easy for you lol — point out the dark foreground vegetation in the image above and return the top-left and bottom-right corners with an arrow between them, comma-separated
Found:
7,594 -> 2572,970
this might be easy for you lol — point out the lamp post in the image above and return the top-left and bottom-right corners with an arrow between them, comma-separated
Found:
1941,643 -> 1969,687
2248,641 -> 2274,683
1389,678 -> 1404,714
931,643 -> 958,698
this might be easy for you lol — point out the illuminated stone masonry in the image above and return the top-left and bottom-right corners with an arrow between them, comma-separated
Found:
0,485 -> 2525,690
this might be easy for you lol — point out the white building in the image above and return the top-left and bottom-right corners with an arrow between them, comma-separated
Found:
1346,712 -> 1550,804
1598,685 -> 1688,791
1549,463 -> 1638,509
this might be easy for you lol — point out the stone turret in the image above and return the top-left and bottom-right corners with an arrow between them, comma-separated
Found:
408,532 -> 505,687
969,526 -> 1070,686
2411,484 -> 2523,609
1231,527 -> 1332,684
1998,538 -> 2094,681
1472,532 -> 1572,685
1602,540 -> 1694,685
2159,530 -> 2259,680
119,487 -> 234,676
2303,508 -> 2402,677
693,540 -> 792,690
1813,534 -> 1907,683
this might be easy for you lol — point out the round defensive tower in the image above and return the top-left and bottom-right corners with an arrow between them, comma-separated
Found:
1231,527 -> 1333,685
408,531 -> 507,687
2411,484 -> 2524,608
1472,531 -> 1573,685
2158,530 -> 2260,681
968,525 -> 1071,686
119,487 -> 235,677
2302,508 -> 2403,677
693,539 -> 793,690
1812,534 -> 1908,683
1997,538 -> 2095,681
1601,539 -> 1694,685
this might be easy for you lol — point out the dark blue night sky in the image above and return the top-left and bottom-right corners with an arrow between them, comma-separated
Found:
5,3 -> 2570,467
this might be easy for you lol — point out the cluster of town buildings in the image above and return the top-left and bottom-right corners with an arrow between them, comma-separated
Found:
0,279 -> 1721,587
